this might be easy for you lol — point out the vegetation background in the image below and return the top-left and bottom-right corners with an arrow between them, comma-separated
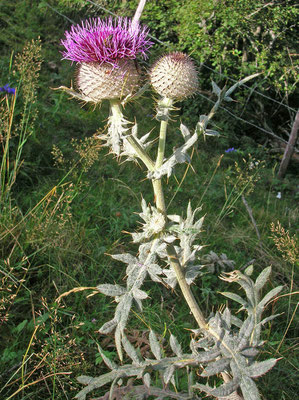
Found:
0,0 -> 298,399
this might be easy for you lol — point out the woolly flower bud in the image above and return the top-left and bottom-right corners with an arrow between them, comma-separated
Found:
76,59 -> 139,101
150,52 -> 198,100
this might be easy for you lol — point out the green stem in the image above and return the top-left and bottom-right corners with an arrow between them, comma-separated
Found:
109,99 -> 123,119
152,97 -> 208,331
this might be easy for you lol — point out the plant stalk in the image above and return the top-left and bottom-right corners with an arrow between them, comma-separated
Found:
152,97 -> 208,331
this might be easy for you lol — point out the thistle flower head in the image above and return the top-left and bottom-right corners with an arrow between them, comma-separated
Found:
150,52 -> 199,100
61,17 -> 152,67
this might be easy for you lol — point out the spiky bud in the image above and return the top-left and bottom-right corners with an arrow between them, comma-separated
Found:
76,59 -> 139,101
150,52 -> 198,100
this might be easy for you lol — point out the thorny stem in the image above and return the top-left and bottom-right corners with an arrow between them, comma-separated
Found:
152,97 -> 208,331
152,99 -> 244,399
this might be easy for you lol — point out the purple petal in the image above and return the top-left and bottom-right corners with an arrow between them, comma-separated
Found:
61,17 -> 153,66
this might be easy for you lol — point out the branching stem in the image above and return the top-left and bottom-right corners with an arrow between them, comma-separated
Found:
152,97 -> 208,331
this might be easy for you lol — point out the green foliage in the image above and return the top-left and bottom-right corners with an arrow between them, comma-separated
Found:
175,0 -> 298,95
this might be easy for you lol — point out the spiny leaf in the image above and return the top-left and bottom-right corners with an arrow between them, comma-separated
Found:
111,253 -> 137,265
257,286 -> 283,310
132,288 -> 148,300
149,330 -> 162,360
127,265 -> 147,290
257,313 -> 282,327
76,375 -> 93,385
97,344 -> 118,370
97,284 -> 127,297
163,364 -> 175,384
193,378 -> 240,397
196,349 -> 221,363
115,293 -> 133,329
143,372 -> 151,388
240,347 -> 260,358
212,81 -> 222,96
245,358 -> 278,378
75,370 -> 119,399
98,319 -> 117,334
169,334 -> 183,357
220,292 -> 248,307
240,375 -> 261,400
255,266 -> 272,291
180,123 -> 191,141
122,334 -> 142,365
205,129 -> 220,136
245,264 -> 254,276
201,357 -> 230,377
115,325 -> 123,362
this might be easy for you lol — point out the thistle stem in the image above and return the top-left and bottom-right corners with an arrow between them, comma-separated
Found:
152,97 -> 208,331
109,99 -> 123,120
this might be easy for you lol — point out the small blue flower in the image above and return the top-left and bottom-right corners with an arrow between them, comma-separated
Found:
225,147 -> 236,153
0,84 -> 16,95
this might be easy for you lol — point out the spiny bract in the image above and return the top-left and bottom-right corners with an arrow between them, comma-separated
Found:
150,52 -> 199,100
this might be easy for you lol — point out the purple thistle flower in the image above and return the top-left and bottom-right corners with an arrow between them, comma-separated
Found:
61,17 -> 152,67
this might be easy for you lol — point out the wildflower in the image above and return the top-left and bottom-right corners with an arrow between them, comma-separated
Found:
225,147 -> 236,153
61,17 -> 152,66
276,192 -> 281,199
61,17 -> 152,102
150,52 -> 198,100
0,84 -> 16,95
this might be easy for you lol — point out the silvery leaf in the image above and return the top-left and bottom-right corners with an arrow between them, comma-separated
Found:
76,375 -> 93,385
170,334 -> 183,357
115,325 -> 123,362
201,357 -> 230,377
115,293 -> 133,330
237,316 -> 255,350
180,123 -> 191,141
193,378 -> 240,397
112,253 -> 137,265
245,358 -> 278,378
167,214 -> 181,223
255,266 -> 272,291
240,347 -> 260,358
245,264 -> 254,276
149,330 -> 162,360
163,364 -> 175,384
257,286 -> 283,310
98,319 -> 117,334
164,235 -> 177,243
122,334 -> 142,365
212,81 -> 222,96
134,296 -> 143,312
185,265 -> 203,284
148,263 -> 163,282
205,129 -> 220,136
257,313 -> 282,327
220,291 -> 248,307
97,284 -> 127,297
132,288 -> 148,300
143,372 -> 151,388
240,375 -> 261,400
127,265 -> 147,290
231,315 -> 243,328
97,343 -> 117,370
196,349 -> 221,362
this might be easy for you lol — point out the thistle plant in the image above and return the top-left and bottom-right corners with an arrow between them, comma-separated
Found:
60,3 -> 282,399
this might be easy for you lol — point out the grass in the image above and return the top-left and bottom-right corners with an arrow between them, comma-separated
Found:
0,20 -> 298,400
